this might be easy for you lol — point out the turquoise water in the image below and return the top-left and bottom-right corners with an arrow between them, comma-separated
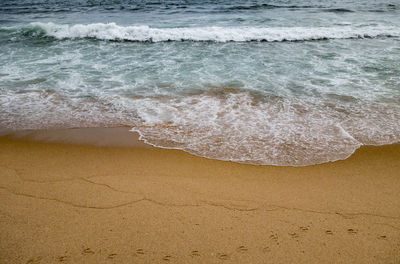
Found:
1,0 -> 400,165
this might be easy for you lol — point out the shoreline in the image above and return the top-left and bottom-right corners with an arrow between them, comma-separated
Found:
0,129 -> 399,263
2,126 -> 398,167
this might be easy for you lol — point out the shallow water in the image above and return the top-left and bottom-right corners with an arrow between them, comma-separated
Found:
1,0 -> 399,165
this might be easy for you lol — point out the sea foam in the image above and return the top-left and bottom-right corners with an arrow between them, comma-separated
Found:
18,22 -> 400,42
2,89 -> 400,166
2,19 -> 400,166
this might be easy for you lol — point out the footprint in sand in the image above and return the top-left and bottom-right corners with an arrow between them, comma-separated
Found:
136,249 -> 144,255
378,235 -> 387,240
289,232 -> 299,239
270,234 -> 278,240
269,233 -> 279,245
325,230 -> 333,235
347,228 -> 357,234
217,253 -> 229,260
26,257 -> 42,264
262,247 -> 271,253
107,253 -> 117,259
162,255 -> 172,261
57,256 -> 69,262
190,250 -> 200,257
299,226 -> 309,232
82,248 -> 95,255
236,246 -> 248,253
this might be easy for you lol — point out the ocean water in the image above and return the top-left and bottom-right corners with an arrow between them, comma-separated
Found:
1,0 -> 399,166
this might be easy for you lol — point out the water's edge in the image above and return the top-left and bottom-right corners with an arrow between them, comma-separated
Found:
4,126 -> 393,167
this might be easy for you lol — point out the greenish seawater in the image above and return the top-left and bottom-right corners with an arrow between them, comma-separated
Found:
1,0 -> 400,165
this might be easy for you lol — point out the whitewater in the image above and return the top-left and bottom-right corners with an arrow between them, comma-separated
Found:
1,0 -> 400,166
7,22 -> 400,42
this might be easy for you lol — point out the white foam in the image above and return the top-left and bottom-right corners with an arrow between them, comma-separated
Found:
30,22 -> 400,42
130,93 -> 363,166
1,90 -> 400,166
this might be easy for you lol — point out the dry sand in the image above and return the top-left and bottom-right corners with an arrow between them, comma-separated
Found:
0,128 -> 399,263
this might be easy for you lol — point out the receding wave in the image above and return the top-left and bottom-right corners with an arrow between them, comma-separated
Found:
3,22 -> 400,42
2,89 -> 400,166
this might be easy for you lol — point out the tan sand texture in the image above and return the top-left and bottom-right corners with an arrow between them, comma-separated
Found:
0,129 -> 399,263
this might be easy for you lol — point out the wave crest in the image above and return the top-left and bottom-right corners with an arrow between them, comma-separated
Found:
4,22 -> 400,42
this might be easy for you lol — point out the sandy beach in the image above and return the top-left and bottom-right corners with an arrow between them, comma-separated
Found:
0,128 -> 399,263
2,1 -> 400,263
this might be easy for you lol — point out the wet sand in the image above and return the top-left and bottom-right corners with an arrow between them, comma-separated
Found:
0,128 -> 399,263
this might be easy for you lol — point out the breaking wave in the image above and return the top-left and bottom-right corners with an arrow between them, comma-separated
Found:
3,22 -> 400,42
